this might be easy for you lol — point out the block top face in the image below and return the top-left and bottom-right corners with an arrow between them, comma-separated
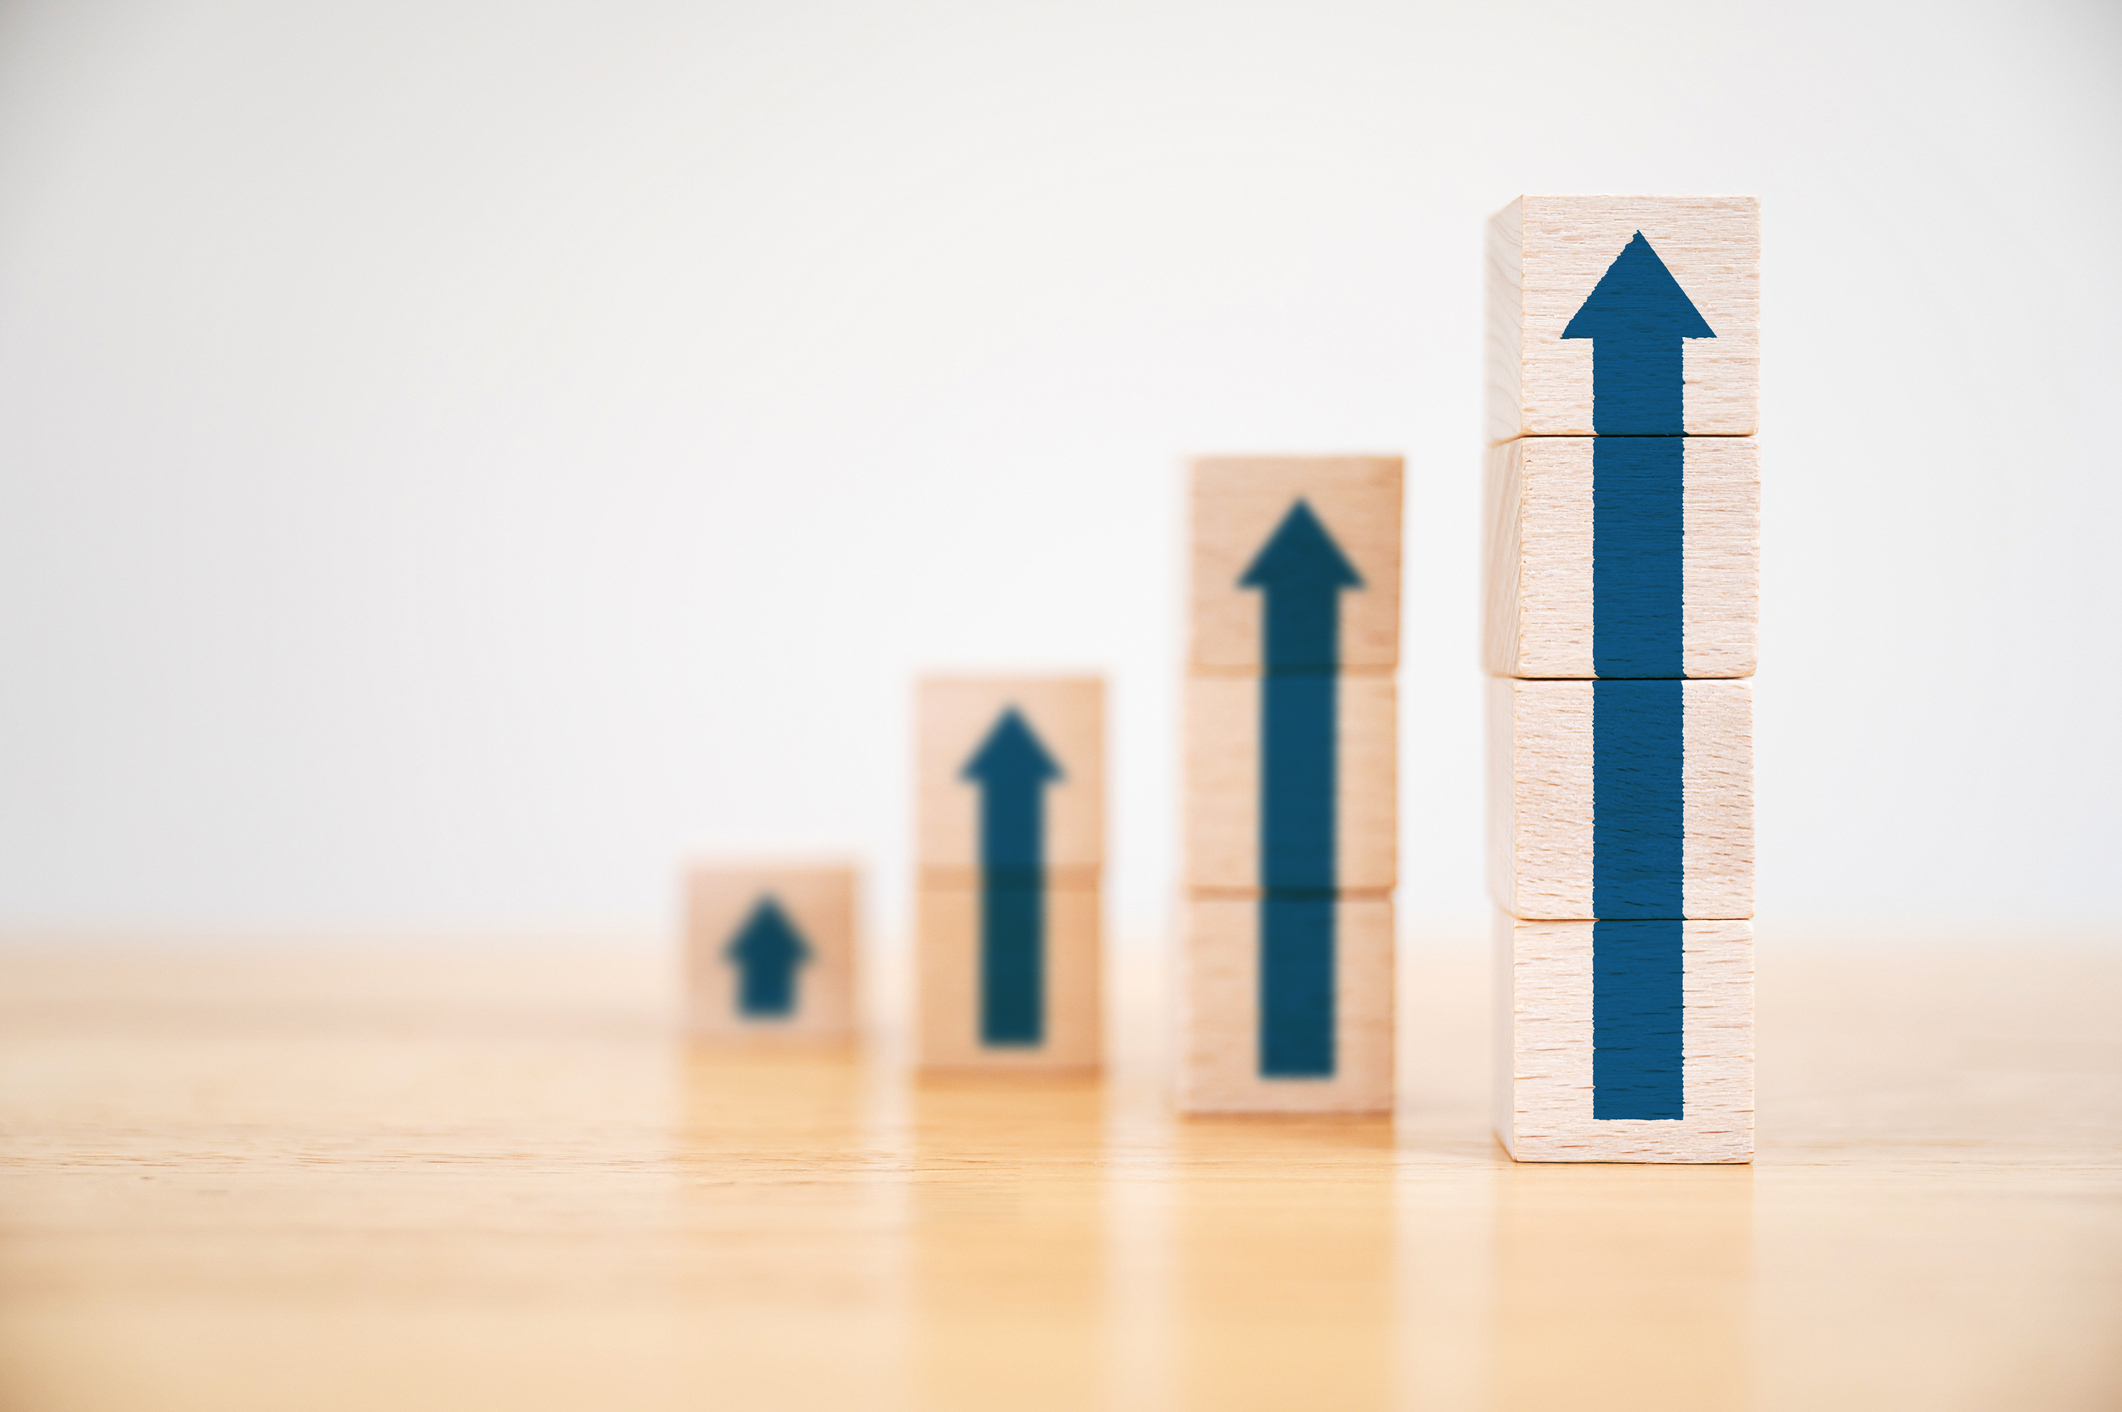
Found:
916,675 -> 1104,874
1488,195 -> 1759,441
1188,456 -> 1402,672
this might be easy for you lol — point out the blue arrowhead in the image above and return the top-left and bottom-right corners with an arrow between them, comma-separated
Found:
1562,232 -> 1715,435
725,896 -> 811,1018
962,707 -> 1062,1046
1240,500 -> 1362,673
962,707 -> 1062,799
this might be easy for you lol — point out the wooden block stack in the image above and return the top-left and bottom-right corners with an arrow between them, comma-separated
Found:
1485,195 -> 1760,1162
684,859 -> 860,1042
1178,457 -> 1402,1112
914,676 -> 1104,1071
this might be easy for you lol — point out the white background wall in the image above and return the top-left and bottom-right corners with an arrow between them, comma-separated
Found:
0,0 -> 2116,947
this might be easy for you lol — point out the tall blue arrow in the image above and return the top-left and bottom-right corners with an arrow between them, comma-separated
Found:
1565,231 -> 1714,1122
963,707 -> 1061,1046
725,896 -> 812,1018
1241,500 -> 1361,1078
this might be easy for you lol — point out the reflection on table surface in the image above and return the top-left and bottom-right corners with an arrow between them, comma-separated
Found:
0,942 -> 2116,1411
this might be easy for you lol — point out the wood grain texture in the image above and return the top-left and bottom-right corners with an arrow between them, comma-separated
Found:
914,885 -> 1100,1071
1487,678 -> 1754,920
1493,913 -> 1753,1163
1183,672 -> 1396,893
1486,195 -> 1760,443
1176,895 -> 1393,1113
915,676 -> 1103,881
1484,436 -> 1759,679
1188,455 -> 1402,672
684,860 -> 858,1040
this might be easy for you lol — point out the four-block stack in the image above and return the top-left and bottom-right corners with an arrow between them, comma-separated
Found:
1485,196 -> 1760,1162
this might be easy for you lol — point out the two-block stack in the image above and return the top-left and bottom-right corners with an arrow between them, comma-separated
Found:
1179,457 -> 1402,1112
1486,196 -> 1760,1162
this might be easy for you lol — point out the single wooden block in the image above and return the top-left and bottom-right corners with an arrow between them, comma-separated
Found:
915,675 -> 1103,888
1177,893 -> 1393,1113
1484,435 -> 1759,679
684,860 -> 858,1040
914,883 -> 1100,1070
1488,678 -> 1753,921
1188,456 -> 1402,672
1494,912 -> 1753,1162
1486,195 -> 1760,442
1184,672 -> 1396,892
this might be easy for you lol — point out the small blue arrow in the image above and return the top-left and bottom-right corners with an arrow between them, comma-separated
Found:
1566,231 -> 1711,1121
963,707 -> 1061,1046
725,896 -> 812,1018
1241,500 -> 1361,1078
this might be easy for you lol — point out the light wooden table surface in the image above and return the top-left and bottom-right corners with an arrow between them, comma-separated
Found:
1,940 -> 2116,1411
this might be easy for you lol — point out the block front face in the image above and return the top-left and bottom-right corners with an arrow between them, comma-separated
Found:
686,862 -> 858,1040
915,885 -> 1100,1070
1178,895 -> 1393,1112
1488,678 -> 1754,920
1484,437 -> 1759,679
916,676 -> 1103,887
1188,456 -> 1402,672
1184,673 -> 1396,893
1494,914 -> 1753,1162
1486,195 -> 1760,442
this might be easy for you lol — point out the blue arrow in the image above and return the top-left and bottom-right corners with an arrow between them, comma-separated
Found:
963,707 -> 1061,1046
1240,500 -> 1361,1078
725,896 -> 812,1018
1566,232 -> 1713,1121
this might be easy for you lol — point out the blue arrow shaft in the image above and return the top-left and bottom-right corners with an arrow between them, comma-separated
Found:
1260,896 -> 1334,1077
977,780 -> 1045,1045
1593,918 -> 1684,1119
738,960 -> 798,1017
1593,437 -> 1685,676
1257,584 -> 1339,1077
1590,333 -> 1685,435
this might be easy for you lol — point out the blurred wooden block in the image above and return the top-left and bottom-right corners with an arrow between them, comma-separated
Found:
685,860 -> 858,1040
1488,678 -> 1753,920
1188,456 -> 1402,672
915,883 -> 1100,1071
1495,912 -> 1753,1162
915,676 -> 1102,889
1484,436 -> 1759,679
1486,195 -> 1759,441
1184,672 -> 1396,891
1177,894 -> 1393,1113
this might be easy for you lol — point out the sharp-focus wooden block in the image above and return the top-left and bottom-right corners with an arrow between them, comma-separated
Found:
1486,195 -> 1760,442
1494,912 -> 1753,1162
1177,894 -> 1393,1113
1184,672 -> 1396,892
684,860 -> 858,1040
1484,436 -> 1759,679
915,884 -> 1100,1070
1488,678 -> 1753,921
915,676 -> 1103,889
1188,456 -> 1402,672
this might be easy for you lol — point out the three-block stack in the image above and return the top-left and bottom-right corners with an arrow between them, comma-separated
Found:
1485,196 -> 1760,1162
1179,457 -> 1402,1112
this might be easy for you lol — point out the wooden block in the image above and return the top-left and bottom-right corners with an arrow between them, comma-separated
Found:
1177,894 -> 1393,1113
1494,912 -> 1753,1162
1188,456 -> 1402,672
684,860 -> 858,1040
915,676 -> 1103,888
1487,678 -> 1753,920
1486,195 -> 1759,441
1484,436 -> 1759,679
915,883 -> 1100,1070
1184,672 -> 1396,892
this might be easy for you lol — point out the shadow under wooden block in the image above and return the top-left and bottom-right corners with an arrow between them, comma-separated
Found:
915,676 -> 1103,880
1486,194 -> 1759,442
1188,455 -> 1402,672
1184,672 -> 1395,891
915,884 -> 1100,1071
684,860 -> 858,1041
1487,677 -> 1753,921
1494,912 -> 1753,1163
1177,894 -> 1392,1114
1484,436 -> 1759,679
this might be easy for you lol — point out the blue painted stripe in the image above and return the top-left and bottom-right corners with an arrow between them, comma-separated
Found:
1592,437 -> 1685,678
979,883 -> 1043,1046
1593,918 -> 1685,1119
1259,895 -> 1335,1077
1592,679 -> 1685,919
